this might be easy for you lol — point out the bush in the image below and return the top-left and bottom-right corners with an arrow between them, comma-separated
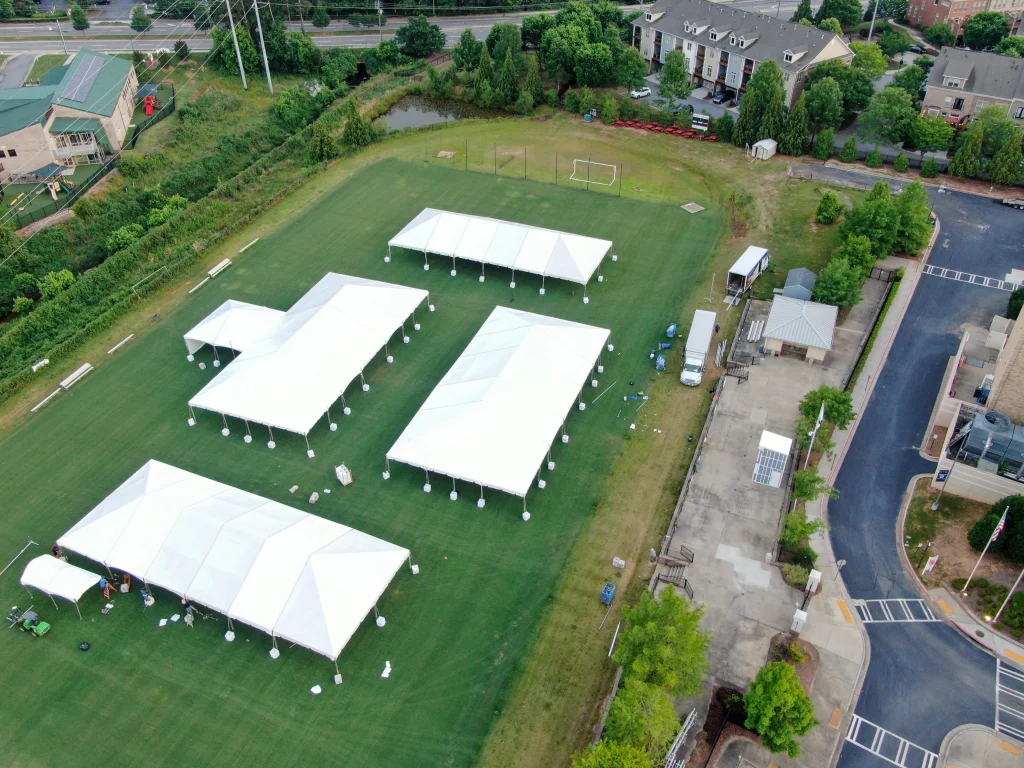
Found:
813,127 -> 835,160
578,86 -> 596,115
174,39 -> 190,60
37,269 -> 75,301
564,89 -> 580,112
839,136 -> 858,162
789,641 -> 808,664
12,296 -> 33,314
105,223 -> 145,254
514,91 -> 534,115
920,157 -> 939,178
815,191 -> 844,224
546,89 -> 559,108
894,153 -> 909,172
865,147 -> 884,167
790,546 -> 818,568
968,496 -> 1024,563
601,94 -> 619,124
782,564 -> 811,589
744,662 -> 818,758
1007,288 -> 1024,321
618,95 -> 636,121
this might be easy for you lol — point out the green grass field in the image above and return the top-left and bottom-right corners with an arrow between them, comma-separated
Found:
0,157 -> 722,767
24,53 -> 68,85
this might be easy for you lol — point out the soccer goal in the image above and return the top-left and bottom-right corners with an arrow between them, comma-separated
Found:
569,159 -> 617,186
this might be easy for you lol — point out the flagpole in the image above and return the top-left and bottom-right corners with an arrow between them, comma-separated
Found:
962,506 -> 1008,595
992,563 -> 1024,624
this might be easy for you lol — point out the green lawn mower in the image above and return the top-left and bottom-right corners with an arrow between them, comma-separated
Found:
5,606 -> 51,637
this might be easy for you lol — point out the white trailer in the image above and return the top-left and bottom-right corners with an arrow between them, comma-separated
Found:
727,246 -> 770,296
681,310 -> 717,386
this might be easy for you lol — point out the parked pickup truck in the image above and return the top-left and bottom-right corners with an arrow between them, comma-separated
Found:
1002,198 -> 1024,210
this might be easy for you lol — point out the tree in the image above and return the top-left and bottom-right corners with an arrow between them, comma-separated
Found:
813,256 -> 862,306
515,90 -> 534,115
341,100 -> 374,148
835,233 -> 876,275
522,14 -> 555,48
130,4 -> 152,31
816,191 -> 845,224
989,130 -> 1023,186
968,496 -> 1024,563
271,86 -> 317,131
555,1 -> 602,42
805,77 -> 844,137
920,157 -> 940,177
840,188 -> 899,257
1007,288 -> 1024,321
892,181 -> 932,254
604,679 -> 679,758
890,64 -> 927,102
308,121 -> 338,164
601,94 -> 620,124
311,3 -> 329,28
564,89 -> 580,112
572,741 -> 650,768
733,60 -> 786,147
488,23 -> 523,70
575,43 -> 614,87
0,0 -> 14,21
799,384 -> 857,428
893,152 -> 909,171
717,112 -> 734,143
814,0 -> 863,26
948,124 -> 984,178
995,36 -> 1024,57
877,29 -> 910,58
616,46 -> 648,89
839,135 -> 858,161
813,126 -> 836,159
497,48 -> 520,105
71,3 -> 89,32
865,146 -> 884,166
210,25 -> 260,74
910,113 -> 954,160
193,0 -> 215,30
791,0 -> 813,23
613,588 -> 711,698
396,15 -> 444,58
453,28 -> 482,71
860,87 -> 916,146
37,269 -> 75,300
12,296 -> 33,314
106,223 -> 144,254
285,31 -> 322,75
477,43 -> 494,86
174,39 -> 190,61
964,11 -> 1011,51
475,77 -> 495,108
806,59 -> 874,120
320,48 -> 358,89
659,49 -> 693,104
524,55 -> 544,104
818,17 -> 843,34
975,103 -> 1019,157
851,42 -> 889,78
540,24 -> 587,85
578,86 -> 597,115
745,662 -> 819,758
924,22 -> 956,49
780,93 -> 810,155
780,507 -> 830,549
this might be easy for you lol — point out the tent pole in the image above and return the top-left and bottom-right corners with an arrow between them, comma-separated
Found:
245,420 -> 251,437
341,395 -> 347,408
24,586 -> 33,599
326,409 -> 332,424
424,251 -> 428,268
49,594 -> 59,610
222,413 -> 229,430
401,324 -> 406,339
230,346 -> 236,360
189,406 -> 196,421
386,458 -> 391,472
213,347 -> 220,362
75,601 -> 82,620
305,435 -> 311,452
374,604 -> 379,618
360,372 -> 367,388
107,566 -> 114,579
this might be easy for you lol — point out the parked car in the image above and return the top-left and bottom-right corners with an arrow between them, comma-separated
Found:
672,104 -> 694,115
712,91 -> 728,104
909,44 -> 925,54
630,86 -> 652,99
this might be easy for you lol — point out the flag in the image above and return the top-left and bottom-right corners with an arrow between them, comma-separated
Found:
991,508 -> 1008,542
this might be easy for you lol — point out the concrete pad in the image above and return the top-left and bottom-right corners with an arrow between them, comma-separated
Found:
941,725 -> 1024,768
715,544 -> 773,590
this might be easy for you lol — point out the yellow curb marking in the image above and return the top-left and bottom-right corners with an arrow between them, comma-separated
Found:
937,599 -> 953,615
1006,649 -> 1024,665
999,741 -> 1023,755
828,708 -> 843,729
838,599 -> 855,624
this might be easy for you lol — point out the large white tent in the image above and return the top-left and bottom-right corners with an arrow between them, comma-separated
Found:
188,274 -> 429,442
183,300 -> 286,357
57,460 -> 410,661
20,554 -> 102,618
386,307 -> 610,506
388,208 -> 612,291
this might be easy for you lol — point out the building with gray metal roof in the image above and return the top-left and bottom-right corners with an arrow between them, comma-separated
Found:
763,295 -> 838,363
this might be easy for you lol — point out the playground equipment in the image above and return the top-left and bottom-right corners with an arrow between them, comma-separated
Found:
144,94 -> 160,116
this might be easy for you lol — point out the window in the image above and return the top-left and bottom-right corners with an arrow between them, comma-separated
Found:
645,12 -> 653,21
784,52 -> 793,62
8,148 -> 16,157
1015,106 -> 1024,119
710,31 -> 718,40
0,150 -> 6,158
945,77 -> 962,88
684,22 -> 690,31
784,72 -> 791,81
687,42 -> 693,51
944,96 -> 953,106
953,97 -> 964,110
739,37 -> 746,47
706,66 -> 713,76
730,35 -> 736,44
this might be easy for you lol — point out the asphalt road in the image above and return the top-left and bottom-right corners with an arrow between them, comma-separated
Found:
0,52 -> 36,87
806,169 -> 1024,764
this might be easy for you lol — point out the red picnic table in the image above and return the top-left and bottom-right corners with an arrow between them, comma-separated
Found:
706,135 -> 719,142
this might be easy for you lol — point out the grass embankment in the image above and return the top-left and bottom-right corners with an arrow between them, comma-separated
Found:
24,53 -> 67,84
0,115 -> 854,768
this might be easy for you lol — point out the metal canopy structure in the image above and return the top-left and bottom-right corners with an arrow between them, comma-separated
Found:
752,431 -> 792,488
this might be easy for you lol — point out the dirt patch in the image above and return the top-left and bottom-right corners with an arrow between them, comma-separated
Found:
688,686 -> 751,768
767,633 -> 820,694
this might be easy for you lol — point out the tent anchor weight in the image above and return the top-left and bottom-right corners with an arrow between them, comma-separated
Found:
423,470 -> 431,493
268,426 -> 276,450
360,372 -> 369,392
305,435 -> 314,459
450,477 -> 458,501
244,420 -> 253,443
341,395 -> 351,416
477,485 -> 485,508
221,413 -> 230,437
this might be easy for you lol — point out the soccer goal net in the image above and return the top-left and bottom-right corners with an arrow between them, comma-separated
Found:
569,159 -> 617,186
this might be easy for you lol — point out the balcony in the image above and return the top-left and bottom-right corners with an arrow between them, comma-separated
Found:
53,138 -> 97,159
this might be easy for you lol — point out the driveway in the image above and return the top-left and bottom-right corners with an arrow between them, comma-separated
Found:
642,75 -> 737,120
0,54 -> 36,90
821,180 -> 1024,763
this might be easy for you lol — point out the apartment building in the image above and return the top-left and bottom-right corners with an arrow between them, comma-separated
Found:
921,47 -> 1024,124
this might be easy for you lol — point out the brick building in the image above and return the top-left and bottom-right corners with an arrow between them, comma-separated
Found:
906,0 -> 1024,37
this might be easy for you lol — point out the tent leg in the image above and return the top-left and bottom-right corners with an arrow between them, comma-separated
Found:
24,586 -> 33,599
107,566 -> 114,579
326,409 -> 332,424
268,426 -> 276,449
245,421 -> 251,436
386,458 -> 391,472
188,406 -> 196,421
230,346 -> 236,360
75,602 -> 82,620
213,347 -> 220,362
374,604 -> 379,618
305,435 -> 311,452
360,372 -> 367,388
49,594 -> 59,610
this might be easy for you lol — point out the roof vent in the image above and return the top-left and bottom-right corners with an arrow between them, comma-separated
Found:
986,412 -> 1013,431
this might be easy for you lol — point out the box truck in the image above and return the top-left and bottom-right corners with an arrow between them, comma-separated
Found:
681,310 -> 716,386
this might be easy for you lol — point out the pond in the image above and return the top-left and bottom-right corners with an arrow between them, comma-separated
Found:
382,96 -> 504,130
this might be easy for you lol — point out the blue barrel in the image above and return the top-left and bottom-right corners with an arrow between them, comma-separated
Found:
666,323 -> 678,338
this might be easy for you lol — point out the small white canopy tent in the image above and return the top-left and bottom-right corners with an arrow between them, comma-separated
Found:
388,208 -> 612,296
188,274 -> 429,448
57,460 -> 410,662
20,554 -> 102,618
386,307 -> 610,511
183,300 -> 286,357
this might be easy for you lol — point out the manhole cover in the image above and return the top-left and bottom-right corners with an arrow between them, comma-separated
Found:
976,630 -> 985,638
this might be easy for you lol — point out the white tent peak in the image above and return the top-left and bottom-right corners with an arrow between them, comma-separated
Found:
184,300 -> 286,355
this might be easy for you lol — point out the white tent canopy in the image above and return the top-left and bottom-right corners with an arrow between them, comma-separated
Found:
188,274 -> 428,437
57,460 -> 409,660
386,307 -> 610,499
388,208 -> 612,286
20,554 -> 102,616
183,300 -> 286,356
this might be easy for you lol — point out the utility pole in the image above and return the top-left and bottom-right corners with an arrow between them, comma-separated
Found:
252,0 -> 273,94
376,0 -> 383,42
224,0 -> 248,90
867,0 -> 881,43
50,19 -> 68,56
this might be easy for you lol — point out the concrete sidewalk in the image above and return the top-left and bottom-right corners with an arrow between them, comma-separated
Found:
930,585 -> 1024,671
938,725 -> 1024,768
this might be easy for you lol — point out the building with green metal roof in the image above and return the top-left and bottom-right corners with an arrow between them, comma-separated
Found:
0,49 -> 138,181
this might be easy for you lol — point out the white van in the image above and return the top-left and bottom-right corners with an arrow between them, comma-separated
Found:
681,310 -> 716,386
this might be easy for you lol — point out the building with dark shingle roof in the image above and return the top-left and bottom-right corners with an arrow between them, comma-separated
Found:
922,48 -> 1024,126
632,0 -> 854,108
0,49 -> 138,181
783,267 -> 817,301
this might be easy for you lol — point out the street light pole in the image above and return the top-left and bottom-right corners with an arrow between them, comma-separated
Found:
51,20 -> 68,56
867,0 -> 881,43
932,442 -> 965,511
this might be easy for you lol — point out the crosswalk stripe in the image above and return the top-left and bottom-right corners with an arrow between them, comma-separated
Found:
922,264 -> 1019,292
845,714 -> 938,767
852,599 -> 942,624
